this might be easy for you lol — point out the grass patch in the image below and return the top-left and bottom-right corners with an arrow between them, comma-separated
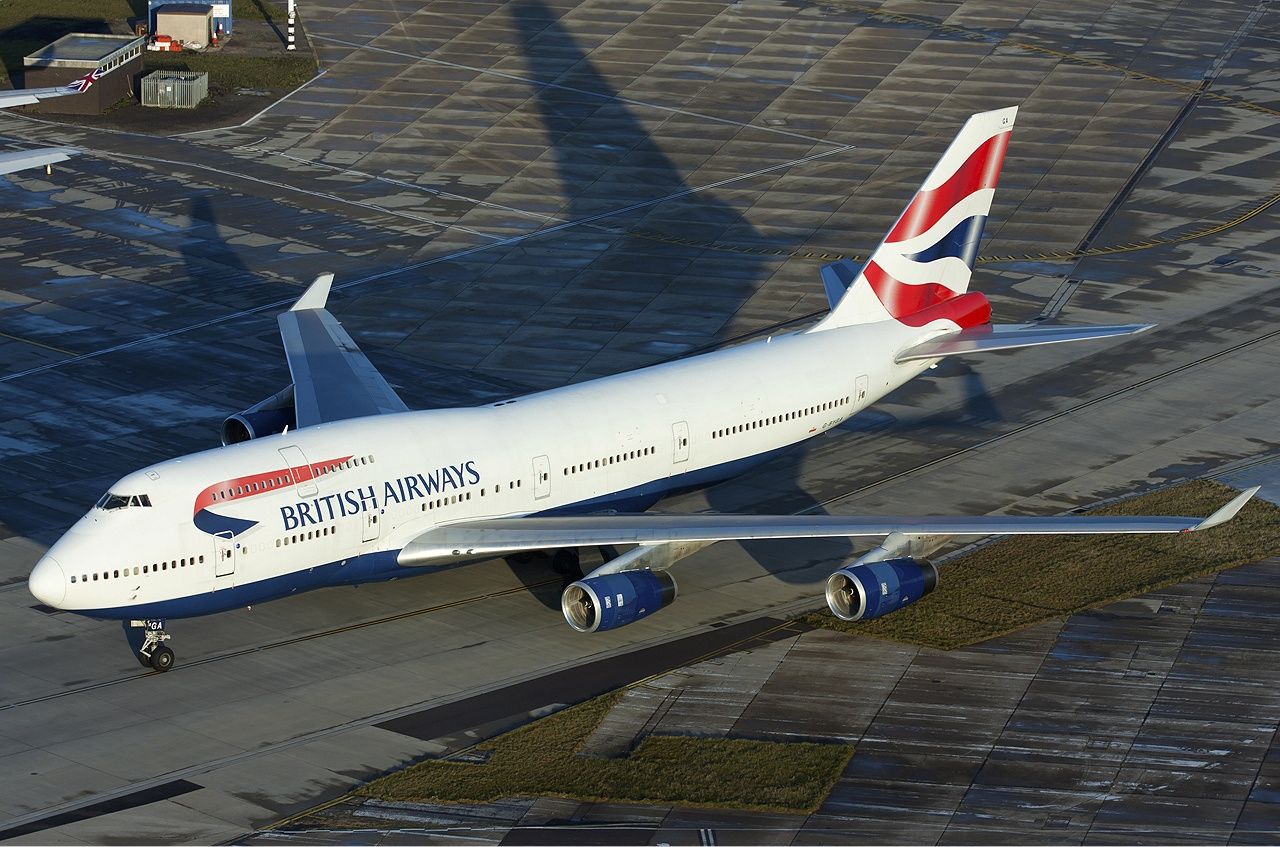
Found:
359,692 -> 853,813
232,0 -> 285,22
0,0 -> 142,32
804,479 -> 1280,650
145,52 -> 315,91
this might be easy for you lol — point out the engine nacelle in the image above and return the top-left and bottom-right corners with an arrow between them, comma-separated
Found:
561,569 -> 677,633
825,557 -> 939,621
221,385 -> 297,446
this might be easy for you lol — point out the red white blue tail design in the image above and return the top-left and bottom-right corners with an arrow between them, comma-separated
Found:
64,68 -> 104,94
812,106 -> 1016,332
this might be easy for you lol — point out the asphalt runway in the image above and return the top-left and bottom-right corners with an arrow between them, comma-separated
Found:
0,0 -> 1278,842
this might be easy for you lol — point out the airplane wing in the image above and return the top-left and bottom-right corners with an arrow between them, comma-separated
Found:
278,273 -> 410,427
398,486 -> 1259,565
895,323 -> 1156,363
0,147 -> 77,175
0,69 -> 104,108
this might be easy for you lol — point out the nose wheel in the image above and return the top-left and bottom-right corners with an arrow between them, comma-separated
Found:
123,619 -> 176,672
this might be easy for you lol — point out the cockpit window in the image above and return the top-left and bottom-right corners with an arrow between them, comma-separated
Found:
96,492 -> 152,510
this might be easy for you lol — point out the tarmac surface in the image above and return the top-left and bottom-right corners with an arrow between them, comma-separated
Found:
252,554 -> 1280,845
0,0 -> 1278,842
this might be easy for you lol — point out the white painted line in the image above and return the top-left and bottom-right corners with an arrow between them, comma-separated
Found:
0,145 -> 852,384
234,146 -> 567,225
100,148 -> 509,241
175,69 -> 332,138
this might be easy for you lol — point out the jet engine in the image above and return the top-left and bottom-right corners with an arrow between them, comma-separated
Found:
221,386 -> 296,446
561,569 -> 677,633
824,557 -> 938,621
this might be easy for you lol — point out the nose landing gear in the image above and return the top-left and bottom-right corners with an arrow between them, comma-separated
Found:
123,619 -> 176,672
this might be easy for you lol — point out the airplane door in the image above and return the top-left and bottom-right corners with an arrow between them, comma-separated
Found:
856,375 -> 869,404
214,532 -> 235,578
278,445 -> 318,497
362,510 -> 380,543
672,421 -> 690,464
533,455 -> 551,499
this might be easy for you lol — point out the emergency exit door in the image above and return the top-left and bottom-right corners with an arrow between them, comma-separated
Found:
672,421 -> 689,464
533,455 -> 551,499
278,445 -> 318,497
214,532 -> 235,578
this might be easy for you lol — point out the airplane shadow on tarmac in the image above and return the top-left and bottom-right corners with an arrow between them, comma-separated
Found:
503,0 -> 1006,591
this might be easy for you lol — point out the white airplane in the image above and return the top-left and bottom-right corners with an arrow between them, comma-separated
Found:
0,68 -> 99,175
26,106 -> 1257,671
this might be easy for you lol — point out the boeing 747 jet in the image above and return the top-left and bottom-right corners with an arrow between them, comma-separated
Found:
26,106 -> 1256,670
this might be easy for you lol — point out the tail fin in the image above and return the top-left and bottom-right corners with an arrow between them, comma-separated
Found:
811,106 -> 1017,332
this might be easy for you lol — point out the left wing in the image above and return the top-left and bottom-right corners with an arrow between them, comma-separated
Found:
278,273 -> 410,428
0,147 -> 77,176
398,486 -> 1259,565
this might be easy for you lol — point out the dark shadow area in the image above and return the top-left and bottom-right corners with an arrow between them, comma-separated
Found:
248,0 -> 285,45
510,0 -> 844,587
181,194 -> 257,289
509,0 -> 782,334
502,548 -> 599,612
0,17 -> 112,86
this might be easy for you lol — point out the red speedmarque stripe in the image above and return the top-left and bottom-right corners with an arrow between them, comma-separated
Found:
887,131 -> 1011,244
192,454 -> 353,515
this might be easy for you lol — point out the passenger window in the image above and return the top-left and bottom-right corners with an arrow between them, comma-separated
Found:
93,573 -> 98,581
143,565 -> 148,573
113,570 -> 119,578
133,567 -> 139,576
71,575 -> 76,583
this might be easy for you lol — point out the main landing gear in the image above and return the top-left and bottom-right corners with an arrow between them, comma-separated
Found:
123,619 -> 176,672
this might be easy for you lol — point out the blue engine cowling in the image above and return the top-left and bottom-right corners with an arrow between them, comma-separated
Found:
221,386 -> 297,445
824,557 -> 939,621
561,569 -> 678,633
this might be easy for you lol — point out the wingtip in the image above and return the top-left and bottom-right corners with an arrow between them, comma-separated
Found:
1193,485 -> 1260,531
290,273 -> 334,312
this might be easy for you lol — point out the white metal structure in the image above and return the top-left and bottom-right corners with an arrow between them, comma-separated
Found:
26,107 -> 1257,670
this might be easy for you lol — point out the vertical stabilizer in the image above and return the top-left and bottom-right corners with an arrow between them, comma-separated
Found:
811,106 -> 1016,332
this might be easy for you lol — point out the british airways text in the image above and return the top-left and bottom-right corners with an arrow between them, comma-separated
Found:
279,461 -> 480,531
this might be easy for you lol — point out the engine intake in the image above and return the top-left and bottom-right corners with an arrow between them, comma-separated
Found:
561,569 -> 677,633
222,386 -> 297,445
825,557 -> 938,621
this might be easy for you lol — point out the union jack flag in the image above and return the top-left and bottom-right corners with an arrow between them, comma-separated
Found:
66,67 -> 105,94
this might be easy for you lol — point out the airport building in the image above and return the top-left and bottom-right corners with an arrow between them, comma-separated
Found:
22,34 -> 144,115
149,0 -> 234,40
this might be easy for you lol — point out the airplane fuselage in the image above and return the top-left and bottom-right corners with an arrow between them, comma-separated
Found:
34,318 -> 934,620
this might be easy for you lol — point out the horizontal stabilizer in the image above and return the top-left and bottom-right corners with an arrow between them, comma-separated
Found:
895,322 -> 1155,363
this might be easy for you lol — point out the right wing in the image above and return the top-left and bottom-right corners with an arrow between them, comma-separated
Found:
277,273 -> 410,428
398,487 -> 1259,565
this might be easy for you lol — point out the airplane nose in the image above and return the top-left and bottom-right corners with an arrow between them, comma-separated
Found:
28,556 -> 66,607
